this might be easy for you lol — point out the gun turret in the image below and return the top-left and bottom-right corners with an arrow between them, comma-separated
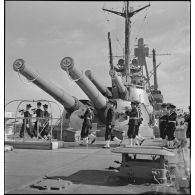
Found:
85,70 -> 112,98
109,69 -> 128,99
13,59 -> 83,112
60,57 -> 107,110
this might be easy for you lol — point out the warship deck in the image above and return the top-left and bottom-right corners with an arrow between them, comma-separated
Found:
5,138 -> 190,194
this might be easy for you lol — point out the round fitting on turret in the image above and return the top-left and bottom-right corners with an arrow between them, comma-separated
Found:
13,59 -> 25,72
85,70 -> 92,79
60,57 -> 74,71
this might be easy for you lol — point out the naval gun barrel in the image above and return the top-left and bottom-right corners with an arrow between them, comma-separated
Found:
109,69 -> 127,97
60,57 -> 107,109
85,70 -> 112,98
13,59 -> 82,111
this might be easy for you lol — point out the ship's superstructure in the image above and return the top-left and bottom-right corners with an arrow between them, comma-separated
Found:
103,2 -> 154,130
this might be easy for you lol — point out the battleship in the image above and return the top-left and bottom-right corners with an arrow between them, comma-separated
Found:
5,1 -> 190,194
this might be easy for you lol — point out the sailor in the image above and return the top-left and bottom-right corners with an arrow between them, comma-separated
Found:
185,106 -> 191,139
19,104 -> 34,138
80,105 -> 96,145
159,103 -> 169,146
114,59 -> 125,73
125,101 -> 139,146
135,102 -> 145,145
40,104 -> 50,139
32,102 -> 43,138
166,104 -> 178,149
103,100 -> 122,148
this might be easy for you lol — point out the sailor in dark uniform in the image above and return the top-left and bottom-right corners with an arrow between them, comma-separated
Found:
19,104 -> 34,138
166,104 -> 178,149
185,106 -> 191,139
32,102 -> 43,138
80,105 -> 96,145
114,59 -> 125,75
40,104 -> 50,139
103,100 -> 122,148
125,101 -> 139,146
159,103 -> 169,146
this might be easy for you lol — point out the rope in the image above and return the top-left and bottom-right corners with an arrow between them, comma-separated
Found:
131,2 -> 150,54
17,70 -> 39,85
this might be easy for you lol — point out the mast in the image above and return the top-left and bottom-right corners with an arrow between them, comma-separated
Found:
108,32 -> 114,69
124,1 -> 130,74
143,50 -> 151,89
108,32 -> 118,98
152,49 -> 158,90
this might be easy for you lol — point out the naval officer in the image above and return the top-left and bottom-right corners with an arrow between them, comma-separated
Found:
125,101 -> 139,146
32,102 -> 43,138
41,104 -> 50,139
185,106 -> 191,139
103,100 -> 122,148
19,104 -> 34,138
80,105 -> 96,145
159,103 -> 169,146
166,104 -> 178,148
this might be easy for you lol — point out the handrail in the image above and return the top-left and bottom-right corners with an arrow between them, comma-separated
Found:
5,99 -> 63,141
6,117 -> 59,120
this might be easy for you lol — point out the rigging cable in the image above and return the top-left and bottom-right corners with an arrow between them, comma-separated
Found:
137,1 -> 150,40
130,2 -> 150,55
102,2 -> 124,56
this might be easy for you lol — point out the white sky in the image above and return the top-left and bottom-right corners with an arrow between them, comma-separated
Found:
5,1 -> 190,113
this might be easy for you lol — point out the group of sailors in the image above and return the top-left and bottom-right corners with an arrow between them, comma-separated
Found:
19,100 -> 191,148
19,102 -> 50,140
79,99 -> 145,148
103,100 -> 145,148
159,103 -> 190,149
79,99 -> 191,149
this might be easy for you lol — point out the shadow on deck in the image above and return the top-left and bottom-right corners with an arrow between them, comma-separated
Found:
43,170 -> 129,187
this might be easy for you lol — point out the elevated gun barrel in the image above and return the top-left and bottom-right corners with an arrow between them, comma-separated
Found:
85,70 -> 112,98
109,69 -> 127,96
13,59 -> 82,111
60,57 -> 107,109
